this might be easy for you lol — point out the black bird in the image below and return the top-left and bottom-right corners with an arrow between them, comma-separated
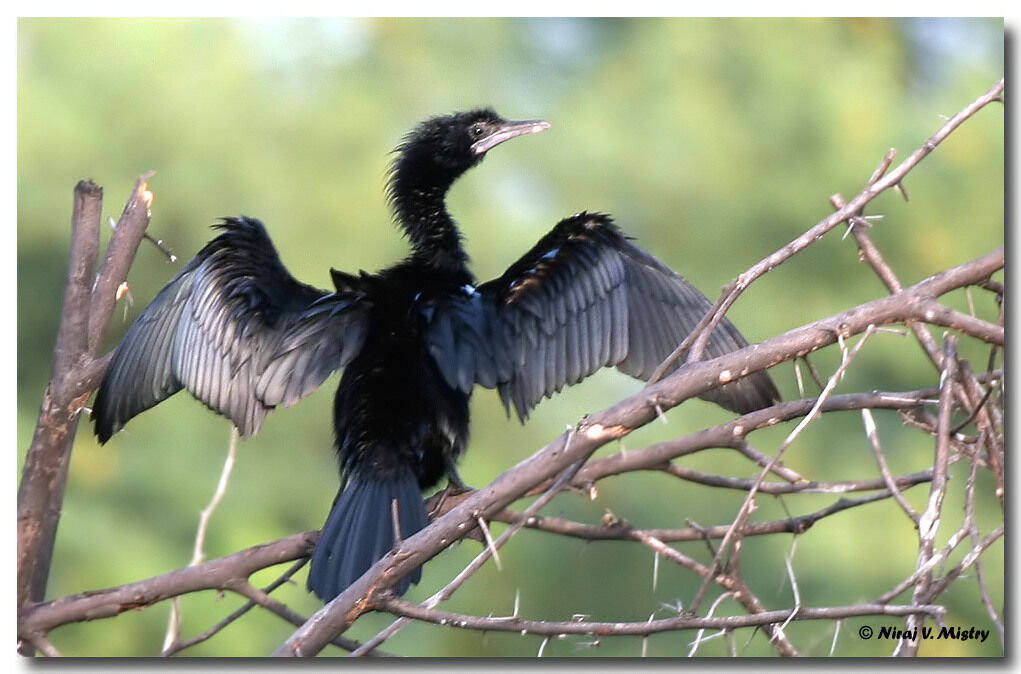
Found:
92,109 -> 780,601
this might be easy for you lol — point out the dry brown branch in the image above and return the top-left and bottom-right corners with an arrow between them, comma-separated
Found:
18,531 -> 316,639
861,408 -> 920,523
160,559 -> 308,657
272,78 -> 1002,658
270,244 -> 1001,657
648,77 -> 1004,383
488,484 -> 935,543
17,174 -> 154,650
377,597 -> 944,638
18,531 -> 384,656
562,389 -> 938,493
963,461 -> 1005,648
894,336 -> 958,657
832,178 -> 1005,517
163,426 -> 241,651
349,454 -> 589,656
687,325 -> 878,620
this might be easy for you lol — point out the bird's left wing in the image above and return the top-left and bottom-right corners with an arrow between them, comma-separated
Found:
427,212 -> 779,421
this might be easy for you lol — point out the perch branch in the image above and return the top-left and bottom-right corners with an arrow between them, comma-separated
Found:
273,245 -> 1001,656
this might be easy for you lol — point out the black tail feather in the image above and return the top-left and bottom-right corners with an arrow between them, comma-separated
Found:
307,473 -> 428,601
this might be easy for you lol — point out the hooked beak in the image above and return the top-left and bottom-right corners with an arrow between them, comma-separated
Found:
471,118 -> 551,156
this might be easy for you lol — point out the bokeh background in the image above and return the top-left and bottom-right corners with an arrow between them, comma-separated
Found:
17,18 -> 1003,656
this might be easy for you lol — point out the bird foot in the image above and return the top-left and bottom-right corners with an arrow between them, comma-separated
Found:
425,481 -> 475,520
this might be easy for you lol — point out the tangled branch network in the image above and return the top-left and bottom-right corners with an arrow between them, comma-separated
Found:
17,78 -> 1003,657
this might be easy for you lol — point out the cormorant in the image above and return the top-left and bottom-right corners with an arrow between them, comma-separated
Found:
92,109 -> 780,602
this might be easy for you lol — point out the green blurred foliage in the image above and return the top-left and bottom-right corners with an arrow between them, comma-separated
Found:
17,18 -> 1003,657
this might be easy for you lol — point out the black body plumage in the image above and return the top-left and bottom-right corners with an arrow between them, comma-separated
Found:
92,108 -> 780,602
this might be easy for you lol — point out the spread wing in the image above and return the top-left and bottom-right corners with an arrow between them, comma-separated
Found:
92,216 -> 369,441
427,212 -> 779,420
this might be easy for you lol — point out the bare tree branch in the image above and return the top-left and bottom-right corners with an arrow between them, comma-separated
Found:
271,244 -> 1001,656
562,389 -> 938,493
271,78 -> 1003,658
17,174 -> 154,645
861,408 -> 920,523
161,559 -> 309,657
895,336 -> 958,656
18,531 -> 315,641
650,77 -> 1004,383
377,597 -> 944,638
163,426 -> 241,652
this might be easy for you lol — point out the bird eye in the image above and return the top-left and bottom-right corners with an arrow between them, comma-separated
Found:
471,124 -> 485,137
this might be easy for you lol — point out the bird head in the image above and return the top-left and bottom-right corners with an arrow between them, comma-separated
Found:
389,108 -> 550,194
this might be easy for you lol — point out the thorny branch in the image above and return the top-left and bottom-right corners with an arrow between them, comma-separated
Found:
648,77 -> 1004,383
272,77 -> 1003,657
376,597 -> 944,638
18,78 -> 1003,657
162,427 -> 241,654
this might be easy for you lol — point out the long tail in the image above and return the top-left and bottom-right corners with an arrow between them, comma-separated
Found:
307,472 -> 428,601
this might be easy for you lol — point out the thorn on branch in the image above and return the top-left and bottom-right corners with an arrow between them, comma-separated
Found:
475,516 -> 502,571
867,148 -> 898,186
107,214 -> 177,263
115,281 -> 134,320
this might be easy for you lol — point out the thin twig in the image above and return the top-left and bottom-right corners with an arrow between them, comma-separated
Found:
895,336 -> 958,657
159,559 -> 379,657
164,426 -> 241,653
648,78 -> 1004,385
689,326 -> 878,617
861,408 -> 920,523
632,530 -> 798,655
687,591 -> 734,656
963,461 -> 1005,649
379,597 -> 943,638
351,449 -> 589,656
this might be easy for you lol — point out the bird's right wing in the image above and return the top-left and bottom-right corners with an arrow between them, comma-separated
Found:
92,217 -> 370,442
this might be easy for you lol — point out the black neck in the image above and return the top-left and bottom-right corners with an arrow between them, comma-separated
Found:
388,164 -> 469,273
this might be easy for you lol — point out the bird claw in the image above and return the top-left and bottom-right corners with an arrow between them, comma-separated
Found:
425,481 -> 475,520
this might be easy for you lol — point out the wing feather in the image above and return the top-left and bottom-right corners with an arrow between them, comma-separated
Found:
428,212 -> 780,421
93,217 -> 369,442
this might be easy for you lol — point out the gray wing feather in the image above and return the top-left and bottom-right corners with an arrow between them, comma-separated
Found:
429,212 -> 780,421
93,217 -> 368,442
